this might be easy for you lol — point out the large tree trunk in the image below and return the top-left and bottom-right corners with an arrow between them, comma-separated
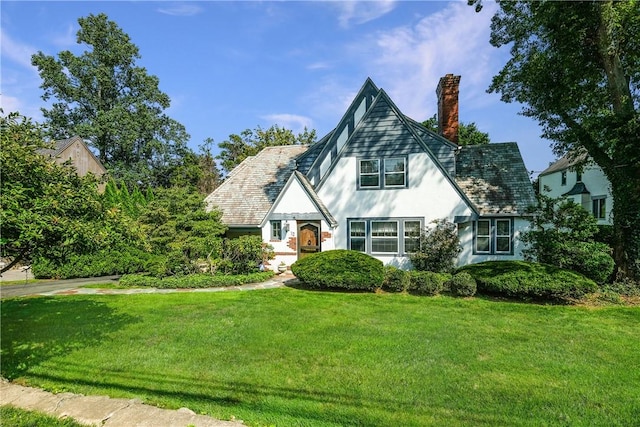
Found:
608,166 -> 640,283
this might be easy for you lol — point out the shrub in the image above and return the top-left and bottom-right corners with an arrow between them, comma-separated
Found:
406,271 -> 450,296
522,195 -> 614,284
32,246 -> 162,279
459,261 -> 598,301
119,271 -> 274,289
291,250 -> 384,291
409,219 -> 461,273
382,266 -> 409,292
450,271 -> 477,297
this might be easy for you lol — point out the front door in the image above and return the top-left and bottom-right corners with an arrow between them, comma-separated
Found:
298,221 -> 320,259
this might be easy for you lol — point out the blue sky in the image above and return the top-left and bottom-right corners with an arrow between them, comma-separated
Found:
1,1 -> 558,176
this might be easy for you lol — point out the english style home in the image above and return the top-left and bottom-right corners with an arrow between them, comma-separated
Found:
205,75 -> 536,271
538,151 -> 613,225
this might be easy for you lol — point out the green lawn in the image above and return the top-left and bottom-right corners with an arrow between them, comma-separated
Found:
2,288 -> 639,426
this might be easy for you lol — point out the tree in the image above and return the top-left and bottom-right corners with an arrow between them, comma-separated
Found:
522,194 -> 615,284
0,113 -> 108,272
31,13 -> 190,188
474,0 -> 639,281
421,114 -> 490,146
217,125 -> 316,174
409,219 -> 462,273
136,186 -> 227,275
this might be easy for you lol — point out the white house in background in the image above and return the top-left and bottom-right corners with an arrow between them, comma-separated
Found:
205,75 -> 537,271
538,152 -> 613,225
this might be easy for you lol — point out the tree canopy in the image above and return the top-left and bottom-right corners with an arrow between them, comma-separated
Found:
31,13 -> 191,188
421,114 -> 490,146
476,0 -> 639,281
0,113 -> 118,272
217,125 -> 316,175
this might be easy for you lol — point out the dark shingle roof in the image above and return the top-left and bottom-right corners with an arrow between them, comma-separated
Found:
455,143 -> 536,215
204,145 -> 309,226
538,150 -> 589,176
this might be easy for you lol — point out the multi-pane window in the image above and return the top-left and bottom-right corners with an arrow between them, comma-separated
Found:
495,219 -> 512,253
404,220 -> 421,253
371,221 -> 398,253
561,171 -> 567,186
348,218 -> 421,255
475,220 -> 491,253
358,157 -> 407,189
349,221 -> 366,251
592,197 -> 606,219
475,218 -> 513,254
359,159 -> 380,188
270,220 -> 282,240
384,158 -> 406,187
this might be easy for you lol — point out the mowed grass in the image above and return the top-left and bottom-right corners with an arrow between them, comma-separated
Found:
1,288 -> 639,426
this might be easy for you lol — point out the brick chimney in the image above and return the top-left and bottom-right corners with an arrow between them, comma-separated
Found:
436,74 -> 461,144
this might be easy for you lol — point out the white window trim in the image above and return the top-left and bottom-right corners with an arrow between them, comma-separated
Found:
357,156 -> 408,190
474,218 -> 514,255
348,218 -> 422,256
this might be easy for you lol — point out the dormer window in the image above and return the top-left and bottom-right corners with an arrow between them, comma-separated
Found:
358,157 -> 407,190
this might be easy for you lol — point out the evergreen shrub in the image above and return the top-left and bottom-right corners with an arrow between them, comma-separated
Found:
32,247 -> 162,279
119,271 -> 274,288
406,271 -> 450,296
459,261 -> 598,301
291,250 -> 384,291
450,271 -> 477,297
382,265 -> 409,292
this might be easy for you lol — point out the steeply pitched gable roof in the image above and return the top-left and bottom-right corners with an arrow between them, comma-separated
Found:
455,142 -> 536,215
204,145 -> 309,226
38,136 -> 107,174
538,150 -> 589,176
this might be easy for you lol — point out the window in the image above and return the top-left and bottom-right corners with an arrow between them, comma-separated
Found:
576,171 -> 582,182
371,221 -> 398,253
475,220 -> 491,253
348,218 -> 421,255
474,218 -> 513,255
358,157 -> 407,189
592,197 -> 606,219
349,221 -> 366,252
270,220 -> 282,240
561,171 -> 567,186
359,159 -> 380,188
495,219 -> 512,253
404,220 -> 421,253
384,158 -> 406,187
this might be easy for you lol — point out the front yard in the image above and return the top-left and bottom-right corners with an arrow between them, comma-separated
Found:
1,288 -> 639,426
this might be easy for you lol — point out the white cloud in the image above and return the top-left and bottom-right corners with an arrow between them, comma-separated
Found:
50,24 -> 77,48
0,29 -> 37,70
365,1 -> 501,120
261,113 -> 314,134
0,94 -> 22,113
157,3 -> 203,17
335,0 -> 397,28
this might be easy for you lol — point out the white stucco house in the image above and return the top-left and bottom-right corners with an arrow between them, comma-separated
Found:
205,76 -> 537,271
538,151 -> 613,225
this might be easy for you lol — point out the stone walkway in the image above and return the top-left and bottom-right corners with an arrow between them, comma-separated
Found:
1,271 -> 296,426
1,379 -> 243,426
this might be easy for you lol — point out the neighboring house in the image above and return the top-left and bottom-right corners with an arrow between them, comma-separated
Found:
39,136 -> 108,191
538,152 -> 613,225
205,75 -> 536,271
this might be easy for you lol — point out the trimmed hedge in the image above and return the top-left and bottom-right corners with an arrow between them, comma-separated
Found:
291,250 -> 384,291
119,271 -> 274,289
32,247 -> 162,279
458,261 -> 598,301
382,266 -> 410,292
450,271 -> 477,297
406,271 -> 451,295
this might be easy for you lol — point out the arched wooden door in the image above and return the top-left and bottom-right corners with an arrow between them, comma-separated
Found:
298,221 -> 320,259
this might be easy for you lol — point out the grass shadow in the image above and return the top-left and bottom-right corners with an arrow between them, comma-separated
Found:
1,297 -> 138,379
